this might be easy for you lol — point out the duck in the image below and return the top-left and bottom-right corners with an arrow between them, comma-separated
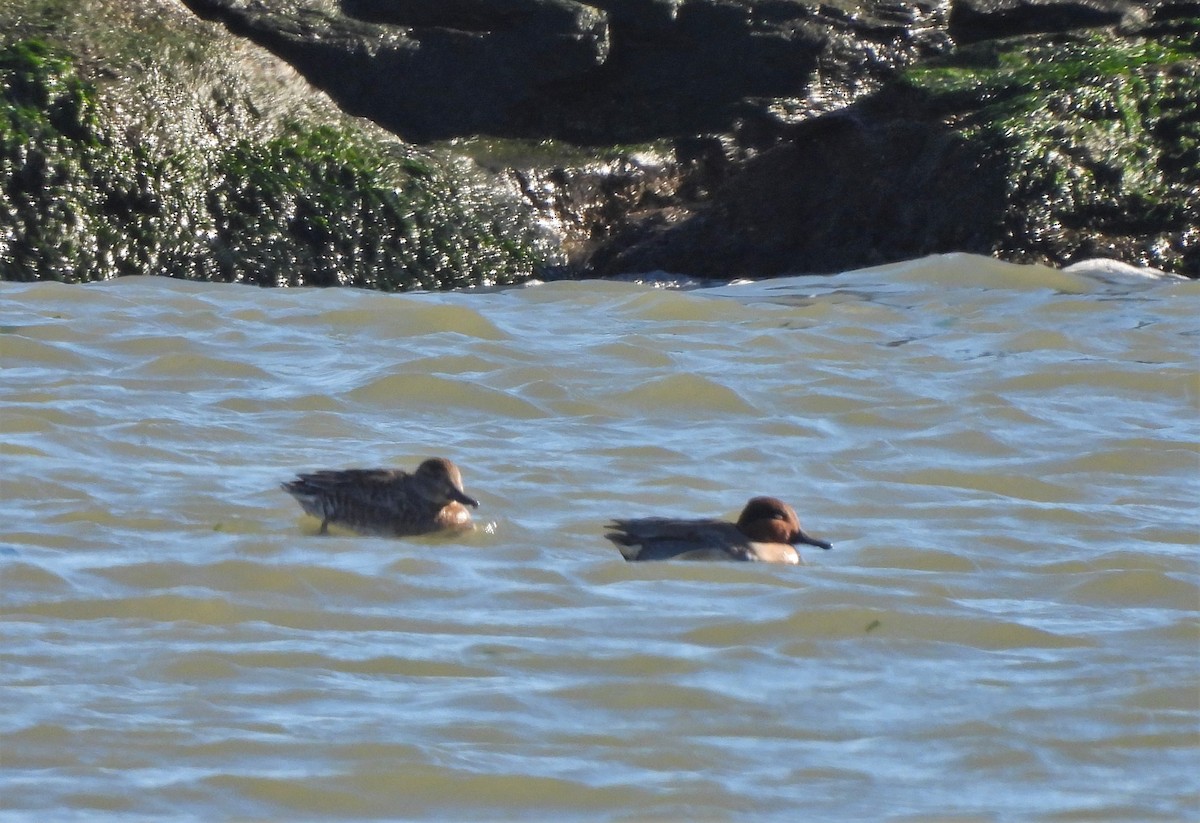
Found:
282,457 -> 479,536
606,496 -> 832,564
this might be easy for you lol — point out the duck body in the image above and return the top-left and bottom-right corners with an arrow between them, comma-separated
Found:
607,496 -> 831,564
282,457 -> 478,537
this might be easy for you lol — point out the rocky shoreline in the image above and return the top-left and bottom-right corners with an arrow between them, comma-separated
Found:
2,0 -> 1196,285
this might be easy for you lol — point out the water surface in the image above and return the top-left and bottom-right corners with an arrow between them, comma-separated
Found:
2,254 -> 1198,820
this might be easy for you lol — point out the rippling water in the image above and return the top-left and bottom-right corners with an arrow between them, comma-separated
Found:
2,254 -> 1198,821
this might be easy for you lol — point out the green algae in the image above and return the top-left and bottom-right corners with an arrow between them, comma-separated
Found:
1,38 -> 112,281
908,36 -> 1195,98
206,125 -> 544,288
0,4 -> 550,289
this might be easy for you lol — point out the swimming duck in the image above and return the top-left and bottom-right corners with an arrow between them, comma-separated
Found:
282,457 -> 479,536
606,496 -> 832,564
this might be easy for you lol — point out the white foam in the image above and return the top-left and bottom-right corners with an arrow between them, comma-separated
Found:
1062,257 -> 1185,282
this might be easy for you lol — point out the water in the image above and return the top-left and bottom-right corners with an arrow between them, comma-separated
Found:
2,254 -> 1197,821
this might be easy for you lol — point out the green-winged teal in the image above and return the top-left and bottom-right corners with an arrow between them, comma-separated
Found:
607,496 -> 832,564
283,457 -> 479,536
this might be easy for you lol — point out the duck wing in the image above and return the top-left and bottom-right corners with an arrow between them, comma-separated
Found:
282,469 -> 410,523
605,517 -> 747,562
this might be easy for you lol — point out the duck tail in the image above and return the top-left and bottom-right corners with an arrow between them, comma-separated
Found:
604,524 -> 642,562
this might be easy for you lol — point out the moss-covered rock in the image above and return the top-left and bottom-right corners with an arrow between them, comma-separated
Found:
0,1 -> 551,288
585,26 -> 1199,278
2,0 -> 1196,284
903,32 -> 1199,274
204,125 -> 551,288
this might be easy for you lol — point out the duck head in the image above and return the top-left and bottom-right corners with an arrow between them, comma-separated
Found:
736,496 -> 832,550
414,458 -> 479,508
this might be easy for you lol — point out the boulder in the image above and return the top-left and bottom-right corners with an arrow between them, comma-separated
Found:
181,0 -> 953,141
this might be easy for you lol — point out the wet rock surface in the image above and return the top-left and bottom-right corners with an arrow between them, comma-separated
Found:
0,1 -> 552,287
181,0 -> 954,142
588,30 -> 1200,277
2,0 -> 1197,284
132,0 -> 1200,278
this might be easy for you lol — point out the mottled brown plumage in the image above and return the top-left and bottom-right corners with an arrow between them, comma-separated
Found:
607,496 -> 832,564
282,457 -> 478,536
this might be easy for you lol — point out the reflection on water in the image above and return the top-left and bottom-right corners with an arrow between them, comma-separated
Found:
2,254 -> 1198,820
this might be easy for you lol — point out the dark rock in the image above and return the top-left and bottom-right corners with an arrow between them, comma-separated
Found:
584,29 -> 1200,277
588,104 -> 1008,277
182,0 -> 612,141
949,0 -> 1134,43
341,0 -> 597,31
180,0 -> 954,141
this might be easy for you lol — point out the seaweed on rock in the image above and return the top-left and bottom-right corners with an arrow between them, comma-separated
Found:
902,33 -> 1200,274
0,22 -> 549,288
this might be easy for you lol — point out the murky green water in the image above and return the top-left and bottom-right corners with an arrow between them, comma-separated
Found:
2,254 -> 1197,821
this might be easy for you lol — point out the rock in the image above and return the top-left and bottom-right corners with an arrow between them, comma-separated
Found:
180,0 -> 953,141
0,1 -> 553,287
585,28 -> 1200,277
182,0 -> 612,140
3,0 -> 1196,285
588,106 -> 1008,277
949,0 -> 1135,43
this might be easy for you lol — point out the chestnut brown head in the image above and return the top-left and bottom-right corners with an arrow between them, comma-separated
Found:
736,496 -> 831,549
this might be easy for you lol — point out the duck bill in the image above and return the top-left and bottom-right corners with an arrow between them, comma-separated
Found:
452,489 -> 480,508
795,530 -> 832,550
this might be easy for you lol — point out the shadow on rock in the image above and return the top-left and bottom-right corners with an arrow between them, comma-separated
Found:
587,95 -> 1008,278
